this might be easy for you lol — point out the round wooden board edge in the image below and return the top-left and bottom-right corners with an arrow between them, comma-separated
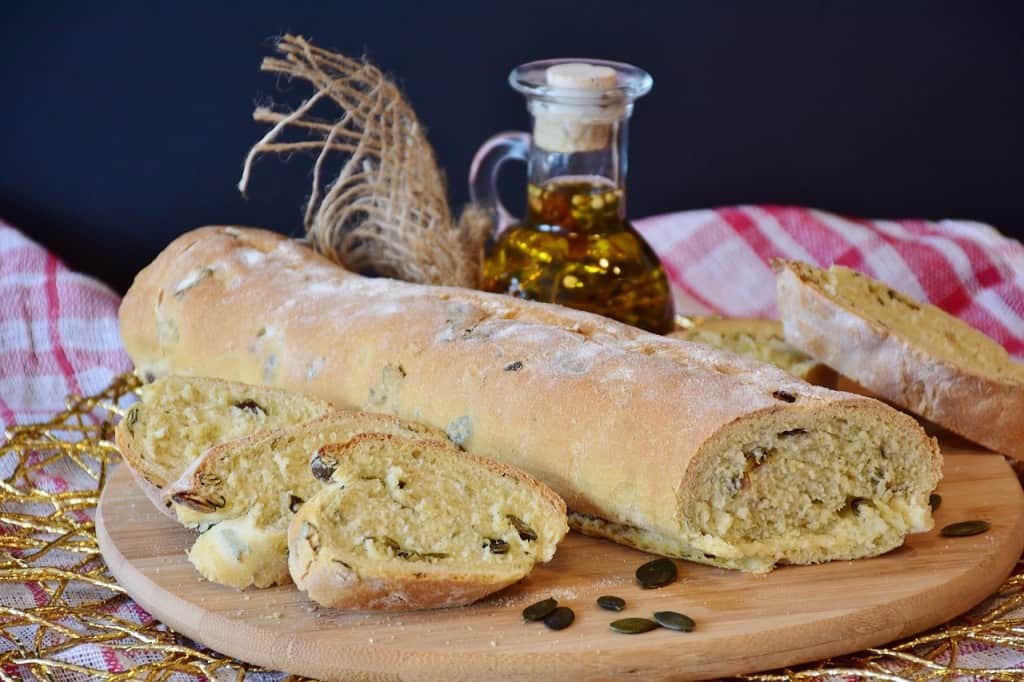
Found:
97,457 -> 1024,681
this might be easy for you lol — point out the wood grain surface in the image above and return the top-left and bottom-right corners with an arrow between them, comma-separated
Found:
97,448 -> 1024,681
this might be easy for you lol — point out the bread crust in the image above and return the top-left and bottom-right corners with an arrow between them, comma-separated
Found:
114,407 -> 180,521
776,260 -> 1024,460
121,226 -> 940,569
288,433 -> 567,610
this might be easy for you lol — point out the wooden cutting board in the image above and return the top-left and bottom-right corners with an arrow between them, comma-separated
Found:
98,448 -> 1024,681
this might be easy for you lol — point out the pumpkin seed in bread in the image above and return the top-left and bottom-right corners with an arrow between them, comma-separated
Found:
776,260 -> 1024,460
114,375 -> 333,518
288,433 -> 567,610
164,412 -> 446,588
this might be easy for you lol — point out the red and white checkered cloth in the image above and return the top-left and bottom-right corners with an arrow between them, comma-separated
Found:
2,208 -> 1023,680
635,205 -> 1024,358
0,222 -> 130,427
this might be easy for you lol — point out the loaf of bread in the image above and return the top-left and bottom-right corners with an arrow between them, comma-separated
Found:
114,375 -> 333,518
164,412 -> 445,588
670,318 -> 837,386
776,260 -> 1024,460
289,433 -> 567,610
122,226 -> 942,572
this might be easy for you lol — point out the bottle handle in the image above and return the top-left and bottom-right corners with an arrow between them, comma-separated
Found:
469,131 -> 530,235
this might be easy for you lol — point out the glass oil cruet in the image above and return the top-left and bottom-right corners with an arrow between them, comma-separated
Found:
470,58 -> 675,334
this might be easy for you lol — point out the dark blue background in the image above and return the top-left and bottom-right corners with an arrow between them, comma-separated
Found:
2,1 -> 1021,292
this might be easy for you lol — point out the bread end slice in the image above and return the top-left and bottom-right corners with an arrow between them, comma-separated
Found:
114,375 -> 333,518
575,397 -> 941,572
288,433 -> 568,610
775,259 -> 1024,460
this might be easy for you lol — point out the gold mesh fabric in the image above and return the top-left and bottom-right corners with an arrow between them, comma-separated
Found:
0,373 -> 1021,680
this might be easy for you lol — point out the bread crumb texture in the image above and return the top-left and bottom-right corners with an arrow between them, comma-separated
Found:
288,434 -> 568,610
777,260 -> 1024,460
165,412 -> 446,589
576,406 -> 940,573
116,375 -> 332,489
799,262 -> 1022,382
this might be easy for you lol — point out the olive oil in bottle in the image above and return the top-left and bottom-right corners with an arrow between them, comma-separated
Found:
481,177 -> 674,332
471,59 -> 675,333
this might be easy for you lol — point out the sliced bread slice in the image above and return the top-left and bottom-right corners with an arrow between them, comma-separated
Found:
776,260 -> 1024,459
114,374 -> 333,518
288,433 -> 568,610
670,317 -> 838,386
163,412 -> 448,588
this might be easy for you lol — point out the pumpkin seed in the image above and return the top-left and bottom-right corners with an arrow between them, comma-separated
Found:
940,520 -> 989,537
543,606 -> 574,631
609,617 -> 659,634
171,491 -> 226,513
198,472 -> 223,488
929,493 -> 942,512
653,611 -> 695,632
419,552 -> 449,560
636,557 -> 677,589
508,515 -> 537,541
597,595 -> 625,611
522,597 -> 557,622
487,538 -> 510,554
310,449 -> 338,482
233,399 -> 265,414
772,390 -> 796,403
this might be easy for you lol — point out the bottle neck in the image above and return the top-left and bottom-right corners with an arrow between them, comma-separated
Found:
526,101 -> 632,220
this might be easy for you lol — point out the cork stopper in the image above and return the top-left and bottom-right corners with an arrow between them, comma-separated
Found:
530,62 -> 622,153
510,59 -> 651,154
544,63 -> 618,90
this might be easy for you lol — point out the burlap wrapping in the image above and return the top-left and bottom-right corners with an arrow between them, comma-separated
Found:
238,34 -> 489,289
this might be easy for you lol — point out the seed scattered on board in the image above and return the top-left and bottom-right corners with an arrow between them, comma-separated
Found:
543,606 -> 575,631
597,595 -> 625,611
636,557 -> 677,589
940,520 -> 989,537
522,598 -> 558,622
610,617 -> 659,634
654,611 -> 696,632
522,598 -> 574,631
929,493 -> 942,512
523,558 -> 692,634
